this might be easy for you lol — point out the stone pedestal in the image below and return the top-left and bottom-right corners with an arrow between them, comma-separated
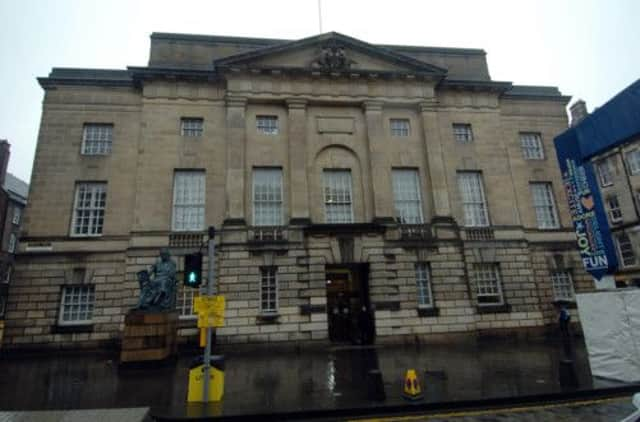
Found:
120,310 -> 178,363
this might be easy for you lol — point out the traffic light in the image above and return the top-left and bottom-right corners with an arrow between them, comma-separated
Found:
184,252 -> 203,288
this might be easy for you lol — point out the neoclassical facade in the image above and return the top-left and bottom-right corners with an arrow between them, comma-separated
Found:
5,32 -> 591,349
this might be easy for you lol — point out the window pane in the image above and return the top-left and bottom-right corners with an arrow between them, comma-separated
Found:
181,118 -> 204,137
253,168 -> 283,226
82,124 -> 113,155
627,150 -> 640,175
260,267 -> 278,313
457,172 -> 489,227
617,233 -> 637,267
520,132 -> 544,160
390,119 -> 410,137
323,170 -> 353,223
551,271 -> 574,301
256,116 -> 279,135
453,124 -> 473,143
172,171 -> 205,231
531,183 -> 559,229
72,183 -> 107,236
474,264 -> 504,305
415,263 -> 432,307
392,169 -> 423,224
59,285 -> 95,324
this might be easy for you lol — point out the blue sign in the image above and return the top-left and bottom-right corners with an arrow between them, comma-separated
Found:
555,131 -> 618,281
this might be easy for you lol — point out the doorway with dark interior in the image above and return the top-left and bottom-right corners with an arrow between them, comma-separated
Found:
325,263 -> 374,344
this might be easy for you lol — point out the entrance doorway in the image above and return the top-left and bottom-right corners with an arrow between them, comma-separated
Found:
325,264 -> 374,344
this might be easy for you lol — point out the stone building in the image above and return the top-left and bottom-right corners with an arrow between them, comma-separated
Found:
0,140 -> 29,345
4,32 -> 591,350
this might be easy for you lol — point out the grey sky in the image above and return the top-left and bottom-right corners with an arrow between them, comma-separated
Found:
1,0 -> 638,183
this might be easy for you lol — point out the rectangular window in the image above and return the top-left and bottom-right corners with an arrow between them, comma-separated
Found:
181,118 -> 204,137
530,182 -> 559,229
520,132 -> 544,160
392,169 -> 423,224
253,168 -> 283,226
473,263 -> 504,305
81,124 -> 113,155
256,115 -> 279,135
12,207 -> 21,225
323,170 -> 354,224
616,233 -> 637,267
606,195 -> 623,224
453,123 -> 473,143
551,271 -> 575,301
260,267 -> 278,314
626,150 -> 640,175
457,172 -> 489,227
415,263 -> 433,308
596,157 -> 614,187
71,182 -> 107,236
172,171 -> 205,232
176,285 -> 197,319
8,233 -> 16,253
390,119 -> 410,137
58,285 -> 95,325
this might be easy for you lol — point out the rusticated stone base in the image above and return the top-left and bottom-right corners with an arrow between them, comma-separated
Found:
120,310 -> 178,363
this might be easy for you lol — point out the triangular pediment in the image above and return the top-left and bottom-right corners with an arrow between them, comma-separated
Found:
215,32 -> 447,76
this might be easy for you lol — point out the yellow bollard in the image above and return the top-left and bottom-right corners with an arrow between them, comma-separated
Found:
402,369 -> 423,400
199,328 -> 206,348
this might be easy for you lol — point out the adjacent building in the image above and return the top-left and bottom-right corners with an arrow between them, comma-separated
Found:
4,32 -> 591,350
0,140 -> 29,346
563,81 -> 640,286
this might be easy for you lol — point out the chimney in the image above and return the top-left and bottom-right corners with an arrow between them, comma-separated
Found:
0,140 -> 9,187
570,100 -> 588,127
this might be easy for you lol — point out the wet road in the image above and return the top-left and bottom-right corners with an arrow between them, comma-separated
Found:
0,337 -> 632,418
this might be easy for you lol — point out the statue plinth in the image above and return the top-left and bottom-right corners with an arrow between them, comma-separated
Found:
120,310 -> 179,363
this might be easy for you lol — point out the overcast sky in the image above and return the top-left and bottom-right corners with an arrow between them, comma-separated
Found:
1,0 -> 638,183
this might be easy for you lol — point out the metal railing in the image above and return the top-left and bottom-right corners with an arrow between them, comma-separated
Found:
249,226 -> 286,242
464,227 -> 494,241
399,224 -> 432,240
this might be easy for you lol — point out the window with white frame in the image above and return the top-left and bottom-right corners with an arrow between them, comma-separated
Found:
392,169 -> 423,224
616,232 -> 637,267
473,263 -> 504,305
457,172 -> 489,227
256,115 -> 278,135
176,285 -> 197,319
172,171 -> 205,232
390,119 -> 410,137
58,284 -> 95,325
596,157 -> 615,187
260,267 -> 278,314
12,206 -> 21,225
181,118 -> 204,137
530,182 -> 559,229
551,271 -> 575,301
71,182 -> 107,236
453,123 -> 473,143
81,124 -> 113,155
626,149 -> 640,175
253,168 -> 283,226
415,263 -> 433,308
606,195 -> 623,224
323,170 -> 354,224
520,132 -> 544,160
8,233 -> 16,253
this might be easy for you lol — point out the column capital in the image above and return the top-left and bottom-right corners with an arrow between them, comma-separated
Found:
362,100 -> 384,112
225,95 -> 248,108
286,98 -> 308,110
418,98 -> 439,113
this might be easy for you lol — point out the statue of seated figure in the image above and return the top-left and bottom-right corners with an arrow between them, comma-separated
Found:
136,248 -> 177,311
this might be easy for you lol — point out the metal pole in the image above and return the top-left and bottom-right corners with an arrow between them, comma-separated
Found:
203,226 -> 216,402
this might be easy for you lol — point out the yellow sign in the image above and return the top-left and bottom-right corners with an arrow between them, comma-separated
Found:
194,295 -> 225,328
187,363 -> 225,402
402,369 -> 423,400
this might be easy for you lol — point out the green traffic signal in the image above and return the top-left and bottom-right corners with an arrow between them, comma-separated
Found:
184,253 -> 202,287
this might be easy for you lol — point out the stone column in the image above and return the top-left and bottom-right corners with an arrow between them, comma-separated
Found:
224,96 -> 248,226
286,98 -> 310,225
419,99 -> 452,219
363,101 -> 394,223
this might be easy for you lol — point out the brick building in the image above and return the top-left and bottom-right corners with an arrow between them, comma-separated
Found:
4,32 -> 591,350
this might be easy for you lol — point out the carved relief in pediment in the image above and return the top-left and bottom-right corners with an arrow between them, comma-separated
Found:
310,40 -> 357,71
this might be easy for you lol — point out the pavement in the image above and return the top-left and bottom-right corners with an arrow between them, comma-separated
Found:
0,337 -> 638,420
